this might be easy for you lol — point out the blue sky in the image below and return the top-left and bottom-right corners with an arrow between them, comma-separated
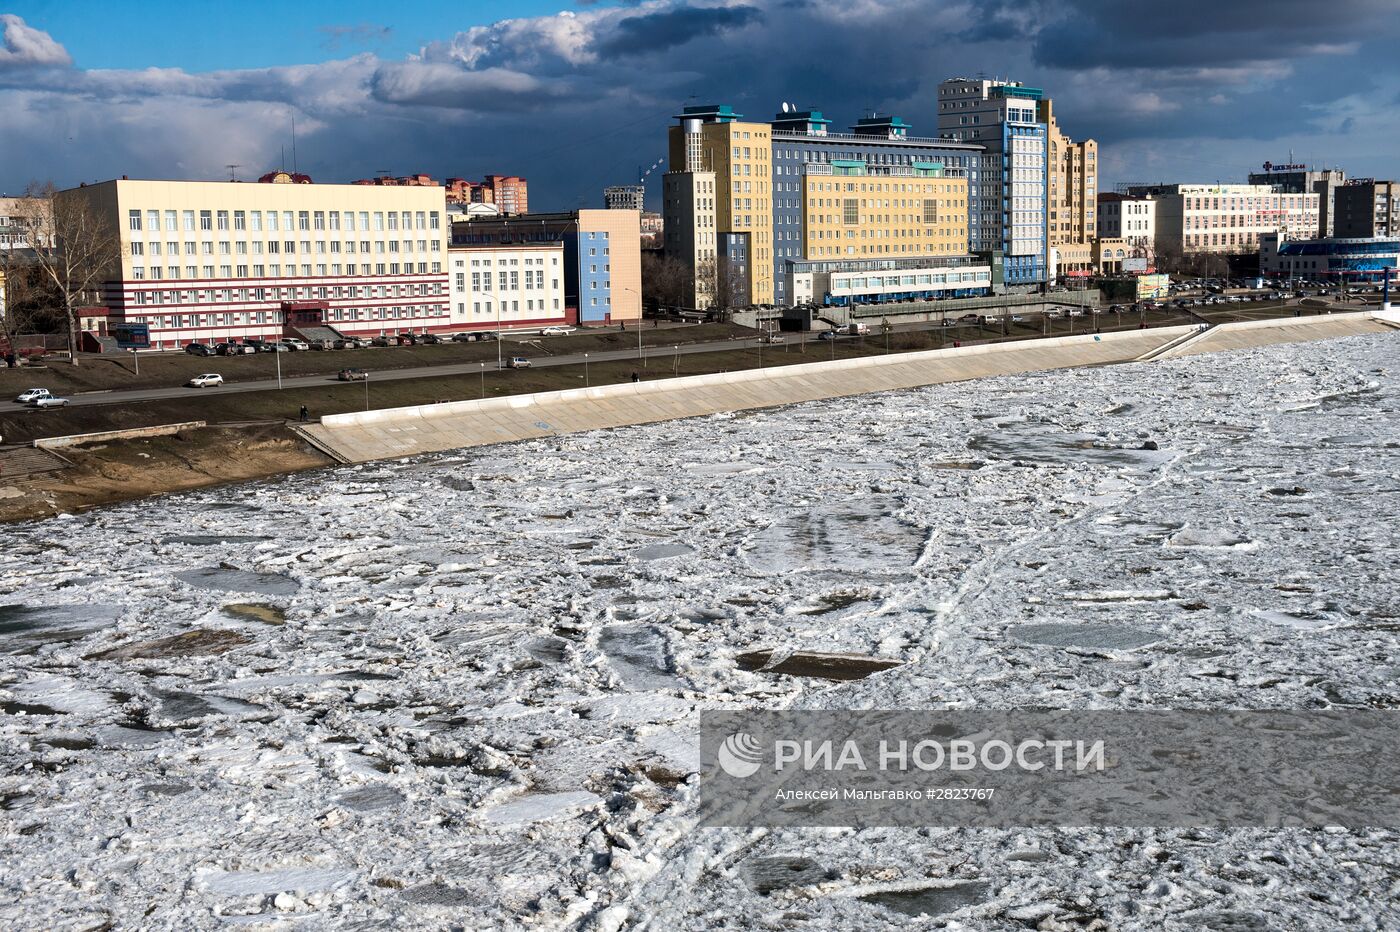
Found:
1,1 -> 1397,210
7,0 -> 579,70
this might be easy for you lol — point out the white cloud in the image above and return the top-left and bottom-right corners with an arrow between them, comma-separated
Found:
0,13 -> 72,68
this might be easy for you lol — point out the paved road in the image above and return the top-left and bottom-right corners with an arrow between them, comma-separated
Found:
54,336 -> 777,408
44,298 -> 1349,410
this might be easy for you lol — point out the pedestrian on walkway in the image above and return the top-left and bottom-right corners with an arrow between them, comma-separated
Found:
631,371 -> 640,383
299,405 -> 309,422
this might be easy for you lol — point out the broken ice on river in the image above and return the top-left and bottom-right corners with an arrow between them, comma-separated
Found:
2,332 -> 1398,929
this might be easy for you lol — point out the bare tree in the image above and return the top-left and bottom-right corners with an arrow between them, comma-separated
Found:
18,182 -> 121,366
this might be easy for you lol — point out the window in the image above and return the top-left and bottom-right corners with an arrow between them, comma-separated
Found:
183,210 -> 195,231
217,210 -> 229,231
200,210 -> 213,231
128,210 -> 142,231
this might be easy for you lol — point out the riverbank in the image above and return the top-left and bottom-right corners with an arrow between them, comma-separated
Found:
0,423 -> 331,524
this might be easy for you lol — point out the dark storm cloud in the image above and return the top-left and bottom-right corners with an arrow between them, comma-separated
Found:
0,2 -> 1397,203
597,5 -> 764,56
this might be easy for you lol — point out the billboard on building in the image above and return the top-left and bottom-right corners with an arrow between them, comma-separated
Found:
1123,258 -> 1149,273
1135,274 -> 1170,300
112,323 -> 151,348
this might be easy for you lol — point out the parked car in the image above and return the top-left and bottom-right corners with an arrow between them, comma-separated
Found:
268,341 -> 290,352
338,368 -> 369,381
15,388 -> 52,403
33,395 -> 70,408
398,333 -> 420,345
505,356 -> 531,369
187,373 -> 224,388
419,333 -> 444,344
244,338 -> 268,352
185,342 -> 212,356
211,342 -> 233,356
541,326 -> 571,336
235,342 -> 258,354
450,332 -> 477,343
370,336 -> 396,347
283,338 -> 309,351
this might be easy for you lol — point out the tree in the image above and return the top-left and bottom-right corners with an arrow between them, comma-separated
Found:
18,182 -> 121,366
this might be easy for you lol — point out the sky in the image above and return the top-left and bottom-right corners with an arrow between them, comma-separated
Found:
1,0 -> 1398,210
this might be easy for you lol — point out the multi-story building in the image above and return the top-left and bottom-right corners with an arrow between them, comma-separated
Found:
665,105 -> 774,306
1096,193 -> 1157,248
1333,180 -> 1399,238
767,109 -> 980,305
1041,99 -> 1097,277
0,196 -> 51,254
1260,232 -> 1399,282
662,147 -> 718,309
1125,184 -> 1319,255
1247,163 -> 1345,236
937,77 -> 1048,286
604,185 -> 646,211
441,175 -> 528,214
451,209 -> 641,326
56,176 -> 451,350
447,241 -> 567,332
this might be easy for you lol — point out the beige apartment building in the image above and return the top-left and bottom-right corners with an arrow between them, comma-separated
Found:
57,176 -> 452,349
799,171 -> 968,259
1041,100 -> 1098,277
662,169 -> 718,309
448,242 -> 567,331
1125,183 -> 1319,255
667,106 -> 774,306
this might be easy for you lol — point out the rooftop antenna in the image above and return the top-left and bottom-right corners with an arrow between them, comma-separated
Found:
226,163 -> 241,182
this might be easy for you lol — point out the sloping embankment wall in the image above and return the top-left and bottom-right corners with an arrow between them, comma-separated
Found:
301,311 -> 1395,464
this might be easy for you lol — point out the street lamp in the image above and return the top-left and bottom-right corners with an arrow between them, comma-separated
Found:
479,361 -> 485,398
584,353 -> 589,387
621,286 -> 643,365
482,290 -> 501,370
364,371 -> 370,411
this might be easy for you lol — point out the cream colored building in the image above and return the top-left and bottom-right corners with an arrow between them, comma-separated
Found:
662,169 -> 718,309
448,242 -> 567,331
1125,183 -> 1320,254
1042,100 -> 1097,277
800,169 -> 969,259
56,177 -> 451,349
667,107 -> 773,305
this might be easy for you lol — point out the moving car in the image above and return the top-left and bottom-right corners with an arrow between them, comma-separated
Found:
505,356 -> 532,369
541,326 -> 572,336
338,368 -> 369,381
187,373 -> 224,388
33,395 -> 70,408
759,332 -> 785,344
818,330 -> 838,341
15,388 -> 52,403
185,342 -> 212,356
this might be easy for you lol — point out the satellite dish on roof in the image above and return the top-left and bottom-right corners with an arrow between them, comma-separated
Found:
781,101 -> 793,113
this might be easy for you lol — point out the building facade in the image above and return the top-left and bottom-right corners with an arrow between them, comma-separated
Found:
767,109 -> 978,306
937,78 -> 1048,286
1333,180 -> 1398,239
662,168 -> 718,309
1246,163 -> 1345,237
451,209 -> 641,326
604,185 -> 646,211
1126,184 -> 1319,255
665,105 -> 774,306
447,242 -> 567,332
0,196 -> 51,254
1096,193 -> 1157,248
1042,99 -> 1097,278
57,177 -> 451,350
1260,233 -> 1399,282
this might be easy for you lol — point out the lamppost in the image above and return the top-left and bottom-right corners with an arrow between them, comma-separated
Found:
275,343 -> 282,390
364,371 -> 370,411
621,286 -> 643,366
479,361 -> 485,398
584,353 -> 589,387
483,290 -> 501,369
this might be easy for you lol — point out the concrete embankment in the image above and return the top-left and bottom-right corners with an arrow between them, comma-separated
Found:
300,326 -> 1189,463
301,310 -> 1398,465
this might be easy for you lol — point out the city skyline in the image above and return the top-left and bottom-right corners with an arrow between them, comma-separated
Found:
1,1 -> 1397,209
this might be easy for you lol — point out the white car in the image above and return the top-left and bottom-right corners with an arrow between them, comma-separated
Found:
188,373 -> 224,388
33,395 -> 70,408
15,388 -> 51,404
540,326 -> 573,336
283,339 -> 309,351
